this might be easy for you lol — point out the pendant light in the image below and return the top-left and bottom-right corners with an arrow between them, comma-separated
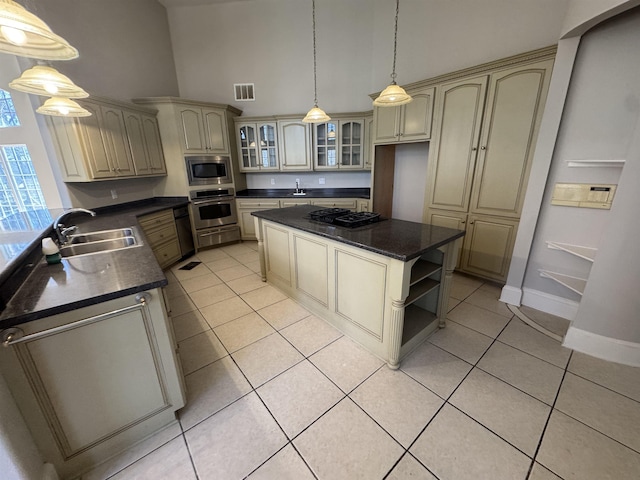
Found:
36,97 -> 91,117
10,64 -> 88,98
373,0 -> 412,107
302,0 -> 330,123
0,0 -> 78,60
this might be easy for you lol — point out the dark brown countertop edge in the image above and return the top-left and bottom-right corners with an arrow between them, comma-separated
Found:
236,188 -> 370,199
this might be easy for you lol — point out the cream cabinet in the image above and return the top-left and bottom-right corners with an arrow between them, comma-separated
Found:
235,121 -> 279,172
278,120 -> 312,171
177,105 -> 231,154
310,198 -> 358,210
138,209 -> 181,269
0,289 -> 185,479
48,97 -> 167,182
313,116 -> 366,170
424,59 -> 553,281
364,115 -> 374,170
373,87 -> 435,144
237,198 -> 280,240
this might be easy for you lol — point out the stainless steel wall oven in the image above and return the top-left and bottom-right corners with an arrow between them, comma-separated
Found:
189,188 -> 240,248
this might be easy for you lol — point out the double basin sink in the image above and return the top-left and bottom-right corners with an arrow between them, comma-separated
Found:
59,227 -> 142,258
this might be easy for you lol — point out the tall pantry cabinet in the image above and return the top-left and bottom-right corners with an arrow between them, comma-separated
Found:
424,58 -> 554,282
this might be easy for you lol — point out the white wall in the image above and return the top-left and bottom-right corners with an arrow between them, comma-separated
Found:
561,0 -> 640,36
247,171 -> 370,190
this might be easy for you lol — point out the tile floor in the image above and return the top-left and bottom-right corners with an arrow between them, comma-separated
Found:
82,242 -> 640,480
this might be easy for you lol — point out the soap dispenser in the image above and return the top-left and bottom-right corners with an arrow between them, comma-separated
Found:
42,237 -> 61,264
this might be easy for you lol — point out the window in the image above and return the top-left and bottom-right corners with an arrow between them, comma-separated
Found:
0,89 -> 51,232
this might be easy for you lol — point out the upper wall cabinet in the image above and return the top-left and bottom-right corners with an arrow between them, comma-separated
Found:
48,97 -> 167,182
313,116 -> 366,170
278,119 -> 312,171
235,120 -> 279,172
177,106 -> 231,154
373,86 -> 435,144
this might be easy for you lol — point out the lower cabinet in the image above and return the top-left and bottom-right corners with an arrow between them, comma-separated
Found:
0,289 -> 185,479
425,208 -> 518,281
310,199 -> 358,210
138,209 -> 182,269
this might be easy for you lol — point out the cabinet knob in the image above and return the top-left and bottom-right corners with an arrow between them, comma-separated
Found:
471,147 -> 477,151
469,221 -> 475,225
480,146 -> 487,150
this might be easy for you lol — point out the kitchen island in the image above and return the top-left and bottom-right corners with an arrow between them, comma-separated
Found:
252,205 -> 465,368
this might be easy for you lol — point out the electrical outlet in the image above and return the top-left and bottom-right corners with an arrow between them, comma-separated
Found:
110,189 -> 118,199
270,178 -> 275,185
319,177 -> 325,185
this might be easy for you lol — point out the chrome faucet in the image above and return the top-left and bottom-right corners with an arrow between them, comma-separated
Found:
295,180 -> 300,193
54,208 -> 96,244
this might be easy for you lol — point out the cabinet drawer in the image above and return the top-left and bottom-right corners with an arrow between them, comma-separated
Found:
138,210 -> 174,231
311,199 -> 358,210
236,199 -> 280,209
146,224 -> 178,248
154,239 -> 181,269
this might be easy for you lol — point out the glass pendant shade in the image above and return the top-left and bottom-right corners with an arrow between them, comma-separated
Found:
0,0 -> 78,60
303,105 -> 330,123
10,65 -> 88,98
36,97 -> 91,117
373,83 -> 412,107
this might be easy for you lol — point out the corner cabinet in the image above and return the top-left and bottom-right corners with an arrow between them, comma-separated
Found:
373,86 -> 435,144
424,58 -> 554,282
313,116 -> 367,170
0,289 -> 185,479
48,96 -> 167,182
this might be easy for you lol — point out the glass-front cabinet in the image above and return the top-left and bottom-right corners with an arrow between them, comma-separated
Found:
236,122 -> 279,172
313,117 -> 365,170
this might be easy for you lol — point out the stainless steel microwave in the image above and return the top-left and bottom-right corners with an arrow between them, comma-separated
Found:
185,155 -> 232,186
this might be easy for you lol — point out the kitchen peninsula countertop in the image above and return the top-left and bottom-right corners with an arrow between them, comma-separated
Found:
0,197 -> 189,328
236,188 -> 370,199
251,205 -> 465,261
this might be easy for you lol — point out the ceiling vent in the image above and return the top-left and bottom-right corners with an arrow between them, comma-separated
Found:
234,83 -> 255,101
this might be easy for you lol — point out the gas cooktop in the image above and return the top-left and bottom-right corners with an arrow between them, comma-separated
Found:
307,208 -> 382,228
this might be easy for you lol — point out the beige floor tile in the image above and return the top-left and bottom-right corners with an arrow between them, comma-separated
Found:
310,336 -> 384,393
351,368 -> 443,448
258,298 -> 311,330
448,301 -> 511,338
221,243 -> 256,258
537,410 -> 640,480
243,240 -> 259,251
452,272 -> 484,288
428,321 -> 493,364
164,270 -> 178,284
82,422 -> 183,480
257,360 -> 344,438
568,351 -> 640,402
529,462 -> 564,480
447,297 -> 461,312
478,281 -> 504,297
386,454 -> 437,480
167,294 -> 198,317
241,284 -> 288,310
195,248 -> 230,263
110,436 -> 196,480
214,312 -> 276,353
205,256 -> 241,272
449,280 -> 480,301
410,404 -> 530,480
178,330 -> 227,375
172,262 -> 210,281
477,341 -> 564,405
465,289 -> 513,317
294,398 -> 403,480
216,264 -> 255,282
226,273 -> 266,295
199,296 -> 254,328
232,333 -> 304,388
450,368 -> 550,456
498,319 -> 571,368
247,444 -> 315,479
179,272 -> 223,293
555,372 -> 640,452
401,341 -> 473,398
519,305 -> 570,338
246,260 -> 262,273
189,283 -> 237,309
232,251 -> 260,265
179,356 -> 252,431
171,309 -> 210,342
280,315 -> 342,357
186,392 -> 288,480
163,282 -> 186,300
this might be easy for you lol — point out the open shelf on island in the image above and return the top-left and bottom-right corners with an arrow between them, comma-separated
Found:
406,278 -> 439,305
410,260 -> 442,285
402,304 -> 437,345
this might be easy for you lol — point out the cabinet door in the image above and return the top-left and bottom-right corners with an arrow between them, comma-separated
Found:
340,120 -> 364,169
202,108 -> 229,153
399,87 -> 435,142
237,200 -> 280,239
425,76 -> 488,213
257,123 -> 279,170
470,60 -> 553,218
278,121 -> 311,171
424,208 -> 467,268
123,111 -> 151,175
373,106 -> 400,144
101,106 -> 135,176
76,103 -> 113,178
178,107 -> 206,152
364,116 -> 373,170
142,115 -> 167,174
314,121 -> 338,169
237,124 -> 260,171
460,215 -> 519,282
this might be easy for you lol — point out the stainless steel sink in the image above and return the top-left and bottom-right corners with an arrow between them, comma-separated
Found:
60,227 -> 141,258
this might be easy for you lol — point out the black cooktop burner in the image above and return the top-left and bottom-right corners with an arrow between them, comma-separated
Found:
308,208 -> 382,228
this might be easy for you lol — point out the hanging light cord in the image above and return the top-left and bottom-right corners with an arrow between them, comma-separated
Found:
311,0 -> 319,107
390,0 -> 400,85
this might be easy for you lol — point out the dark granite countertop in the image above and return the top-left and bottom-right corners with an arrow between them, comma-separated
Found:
236,188 -> 370,199
0,197 -> 189,328
252,205 -> 465,262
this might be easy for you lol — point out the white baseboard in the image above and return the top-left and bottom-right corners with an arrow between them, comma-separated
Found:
499,285 -> 523,306
521,287 -> 578,320
563,327 -> 640,367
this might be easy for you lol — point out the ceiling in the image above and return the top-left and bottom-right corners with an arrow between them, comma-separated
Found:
157,0 -> 250,7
